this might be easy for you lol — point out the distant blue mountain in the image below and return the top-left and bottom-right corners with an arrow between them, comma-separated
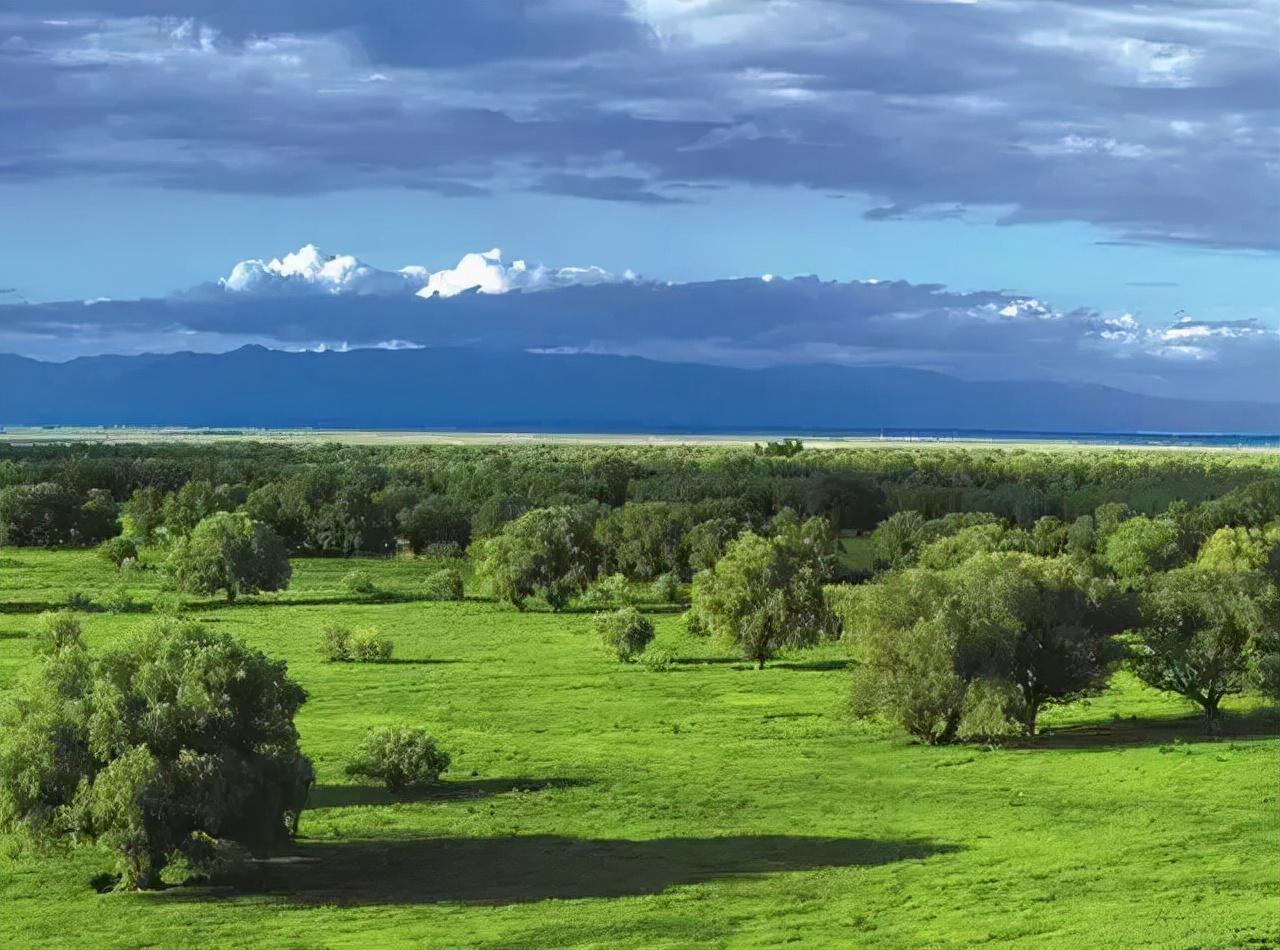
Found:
1,346 -> 1275,434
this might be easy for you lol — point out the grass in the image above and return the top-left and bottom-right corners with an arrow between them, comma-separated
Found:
1,548 -> 1277,949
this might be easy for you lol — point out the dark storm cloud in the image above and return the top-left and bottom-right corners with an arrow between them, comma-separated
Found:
0,1 -> 1276,246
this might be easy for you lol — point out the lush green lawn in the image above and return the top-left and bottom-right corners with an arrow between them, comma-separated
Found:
1,549 -> 1276,949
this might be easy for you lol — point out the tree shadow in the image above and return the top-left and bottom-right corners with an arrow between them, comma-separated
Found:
158,834 -> 956,907
771,659 -> 851,671
1017,706 -> 1280,751
671,657 -> 743,667
307,777 -> 593,808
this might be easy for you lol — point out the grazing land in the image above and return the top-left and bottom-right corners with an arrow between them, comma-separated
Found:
0,440 -> 1277,949
1,550 -> 1276,949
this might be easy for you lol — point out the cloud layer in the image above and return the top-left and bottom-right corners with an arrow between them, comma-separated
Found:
2,265 -> 1275,404
1,2 -> 1276,248
215,244 -> 627,298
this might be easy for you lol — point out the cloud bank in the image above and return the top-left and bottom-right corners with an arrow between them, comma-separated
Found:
2,264 -> 1275,405
215,245 -> 628,298
1,1 -> 1276,249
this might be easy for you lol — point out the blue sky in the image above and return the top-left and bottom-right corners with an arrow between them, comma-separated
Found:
0,1 -> 1276,401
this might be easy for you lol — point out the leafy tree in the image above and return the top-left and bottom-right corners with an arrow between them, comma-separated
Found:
593,607 -> 655,661
165,511 -> 291,603
122,487 -> 165,545
1066,514 -> 1096,557
682,516 -> 747,575
691,515 -> 837,668
1196,526 -> 1280,582
32,609 -> 86,657
422,567 -> 465,601
1102,516 -> 1183,584
916,522 -> 1006,570
1133,568 -> 1278,725
397,494 -> 472,554
870,510 -> 925,569
243,480 -> 312,552
0,619 -> 312,889
595,502 -> 691,581
476,505 -> 600,610
0,483 -> 117,547
471,492 -> 529,538
161,480 -> 223,536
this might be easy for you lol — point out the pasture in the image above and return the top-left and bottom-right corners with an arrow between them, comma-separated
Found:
1,549 -> 1275,949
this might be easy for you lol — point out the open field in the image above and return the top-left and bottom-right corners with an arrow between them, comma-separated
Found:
1,549 -> 1276,950
0,426 -> 1276,452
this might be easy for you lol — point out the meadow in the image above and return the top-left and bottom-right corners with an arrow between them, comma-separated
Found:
1,548 -> 1275,949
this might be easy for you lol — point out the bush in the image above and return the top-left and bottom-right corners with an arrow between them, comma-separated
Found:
345,726 -> 450,791
422,567 -> 464,601
102,585 -> 135,615
32,610 -> 85,656
64,590 -> 94,611
153,592 -> 184,617
99,536 -> 139,569
341,569 -> 377,595
423,541 -> 463,559
649,572 -> 683,604
577,573 -> 632,608
641,647 -> 676,672
592,607 -> 655,661
323,625 -> 392,662
165,512 -> 291,603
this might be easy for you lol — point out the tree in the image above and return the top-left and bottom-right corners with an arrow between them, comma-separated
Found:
98,536 -> 139,568
593,607 -> 655,661
0,618 -> 312,889
691,515 -> 837,668
165,511 -> 291,603
476,505 -> 600,610
1196,526 -> 1280,584
1132,568 -> 1278,726
397,494 -> 472,554
595,502 -> 690,580
869,510 -> 925,569
161,480 -> 223,536
346,726 -> 450,791
122,487 -> 165,545
1102,516 -> 1183,584
0,483 -> 118,547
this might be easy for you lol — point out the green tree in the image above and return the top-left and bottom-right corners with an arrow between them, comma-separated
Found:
593,606 -> 655,661
0,619 -> 312,889
165,511 -> 291,603
1133,568 -> 1278,726
1102,516 -> 1183,584
691,516 -> 837,668
870,510 -> 925,569
476,505 -> 600,610
397,494 -> 472,554
122,487 -> 165,545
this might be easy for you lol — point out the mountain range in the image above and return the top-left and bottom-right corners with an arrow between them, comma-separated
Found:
2,346 -> 1275,434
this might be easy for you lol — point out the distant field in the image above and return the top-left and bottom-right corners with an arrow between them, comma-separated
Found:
2,549 -> 1276,949
0,426 -> 1276,452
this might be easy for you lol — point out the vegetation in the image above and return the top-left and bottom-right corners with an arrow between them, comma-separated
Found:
593,607 -> 656,661
0,441 -> 1277,947
0,617 -> 311,890
345,726 -> 451,791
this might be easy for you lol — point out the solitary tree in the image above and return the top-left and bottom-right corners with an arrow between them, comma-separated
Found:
0,618 -> 312,889
1132,567 -> 1277,727
691,515 -> 837,667
165,511 -> 291,603
476,505 -> 600,610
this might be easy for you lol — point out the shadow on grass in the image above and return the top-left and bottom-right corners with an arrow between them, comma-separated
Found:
159,834 -> 956,906
772,659 -> 851,671
308,777 -> 593,809
1019,706 -> 1280,750
668,657 -> 849,672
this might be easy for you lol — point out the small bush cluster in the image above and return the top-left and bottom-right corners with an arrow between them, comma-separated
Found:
323,625 -> 393,662
641,647 -> 677,672
102,584 -> 135,615
346,725 -> 450,791
648,572 -> 683,604
422,567 -> 465,601
64,590 -> 95,611
577,573 -> 633,609
32,610 -> 85,656
341,569 -> 377,595
593,606 -> 655,661
98,536 -> 139,569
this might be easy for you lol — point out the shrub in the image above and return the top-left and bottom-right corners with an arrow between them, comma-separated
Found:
153,592 -> 184,617
165,512 -> 291,603
323,625 -> 392,662
345,726 -> 450,791
64,590 -> 94,611
475,505 -> 600,610
649,571 -> 683,604
641,647 -> 676,672
422,567 -> 464,601
102,585 -> 135,615
593,607 -> 655,661
349,627 -> 393,662
577,573 -> 633,608
341,569 -> 377,595
32,610 -> 86,656
423,541 -> 463,559
99,536 -> 139,569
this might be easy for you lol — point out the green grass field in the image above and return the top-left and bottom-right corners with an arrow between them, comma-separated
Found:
1,549 -> 1276,949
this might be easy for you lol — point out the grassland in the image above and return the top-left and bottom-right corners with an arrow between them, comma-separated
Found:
1,549 -> 1277,949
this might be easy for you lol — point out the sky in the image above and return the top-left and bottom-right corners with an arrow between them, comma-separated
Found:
0,1 -> 1277,401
